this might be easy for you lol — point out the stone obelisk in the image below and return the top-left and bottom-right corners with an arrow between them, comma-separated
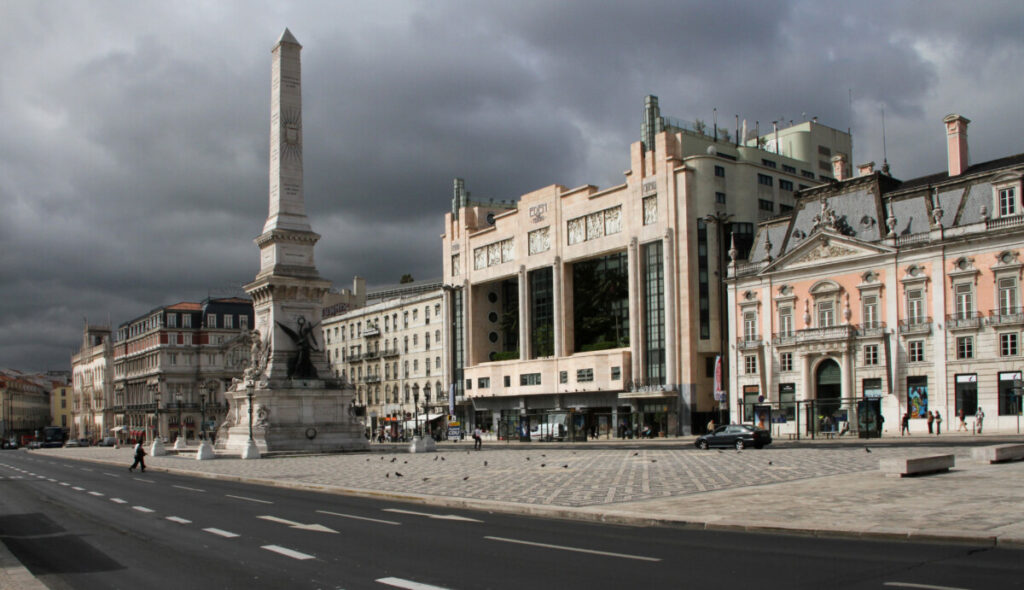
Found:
218,29 -> 367,454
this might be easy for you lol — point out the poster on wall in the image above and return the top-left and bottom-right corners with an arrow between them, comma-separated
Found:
908,384 -> 929,418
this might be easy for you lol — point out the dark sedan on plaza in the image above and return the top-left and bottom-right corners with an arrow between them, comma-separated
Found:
695,424 -> 772,450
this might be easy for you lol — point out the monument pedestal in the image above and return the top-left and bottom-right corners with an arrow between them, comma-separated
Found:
149,438 -> 167,457
195,440 -> 215,460
408,435 -> 437,454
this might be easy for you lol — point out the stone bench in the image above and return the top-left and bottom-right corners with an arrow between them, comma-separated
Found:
971,444 -> 1024,464
880,454 -> 955,477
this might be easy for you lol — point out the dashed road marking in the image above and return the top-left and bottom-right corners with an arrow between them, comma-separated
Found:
110,498 -> 128,504
58,482 -> 69,486
884,583 -> 969,590
166,516 -> 192,524
102,473 -> 120,478
261,545 -> 315,560
133,506 -> 155,513
317,510 -> 400,526
72,486 -> 85,491
376,577 -> 452,590
172,485 -> 206,493
382,509 -> 482,523
483,536 -> 660,562
88,491 -> 104,497
203,528 -> 239,538
226,494 -> 272,504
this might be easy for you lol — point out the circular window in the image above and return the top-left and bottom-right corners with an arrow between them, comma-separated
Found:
488,332 -> 499,343
1002,252 -> 1014,264
957,258 -> 969,270
488,292 -> 498,303
488,312 -> 499,323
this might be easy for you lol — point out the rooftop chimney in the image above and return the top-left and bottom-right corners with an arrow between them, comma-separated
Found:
857,161 -> 875,177
944,113 -> 970,176
831,153 -> 849,181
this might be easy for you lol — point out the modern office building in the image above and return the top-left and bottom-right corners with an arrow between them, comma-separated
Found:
324,278 -> 448,439
441,96 -> 852,437
109,297 -> 254,442
728,114 -> 1024,435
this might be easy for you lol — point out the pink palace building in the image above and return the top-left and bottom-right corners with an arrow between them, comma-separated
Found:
727,114 -> 1024,437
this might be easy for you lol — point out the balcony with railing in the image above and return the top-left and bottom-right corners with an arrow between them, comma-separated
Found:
988,306 -> 1024,326
855,321 -> 887,338
363,325 -> 380,338
898,316 -> 932,335
946,311 -> 983,330
363,374 -> 381,384
794,325 -> 855,343
381,348 -> 399,358
736,336 -> 763,351
771,331 -> 796,346
363,350 -> 380,360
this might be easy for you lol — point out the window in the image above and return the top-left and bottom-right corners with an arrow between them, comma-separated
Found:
611,366 -> 621,380
757,174 -> 773,187
715,192 -> 726,204
864,344 -> 879,366
954,283 -> 973,318
956,336 -> 974,359
801,170 -> 815,179
999,277 -> 1019,314
907,289 -> 924,322
780,352 -> 793,372
999,187 -> 1017,217
224,315 -> 233,329
167,314 -> 177,328
478,377 -> 490,388
743,311 -> 757,341
758,199 -> 774,212
817,300 -> 834,327
779,179 -> 795,193
761,159 -> 777,168
782,164 -> 796,174
520,373 -> 541,386
576,369 -> 594,382
909,340 -> 925,362
999,372 -> 1022,415
240,315 -> 248,330
862,295 -> 878,328
714,165 -> 725,177
183,315 -> 191,328
207,314 -> 216,328
1001,333 -> 1019,357
779,305 -> 793,336
559,371 -> 568,384
425,333 -> 430,350
744,355 -> 758,374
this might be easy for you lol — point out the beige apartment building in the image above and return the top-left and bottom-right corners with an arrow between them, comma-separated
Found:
70,324 -> 114,440
324,279 -> 448,439
441,96 -> 852,437
728,114 -> 1024,436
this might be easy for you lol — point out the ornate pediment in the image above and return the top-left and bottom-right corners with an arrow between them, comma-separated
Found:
765,230 -> 894,274
793,239 -> 859,264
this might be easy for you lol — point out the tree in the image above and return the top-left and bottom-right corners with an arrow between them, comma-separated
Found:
693,119 -> 707,136
399,274 -> 414,284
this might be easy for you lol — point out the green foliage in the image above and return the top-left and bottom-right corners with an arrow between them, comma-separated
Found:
492,350 -> 520,361
399,274 -> 414,283
580,341 -> 618,352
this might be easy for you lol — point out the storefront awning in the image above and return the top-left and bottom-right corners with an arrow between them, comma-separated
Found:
619,389 -> 678,399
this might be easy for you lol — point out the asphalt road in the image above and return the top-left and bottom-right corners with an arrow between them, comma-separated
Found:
0,450 -> 1021,590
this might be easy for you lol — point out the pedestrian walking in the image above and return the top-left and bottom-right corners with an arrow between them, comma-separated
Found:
927,411 -> 934,434
958,409 -> 968,432
129,440 -> 146,472
901,412 -> 910,436
935,411 -> 942,435
473,426 -> 482,450
976,407 -> 985,434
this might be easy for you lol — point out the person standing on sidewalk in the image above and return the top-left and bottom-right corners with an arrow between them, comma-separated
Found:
129,440 -> 146,472
958,409 -> 968,432
473,426 -> 482,450
935,411 -> 942,435
927,411 -> 934,434
976,407 -> 985,434
901,412 -> 910,436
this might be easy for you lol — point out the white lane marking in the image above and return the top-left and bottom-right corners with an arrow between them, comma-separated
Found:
47,478 -> 56,482
133,506 -> 155,513
172,485 -> 205,493
72,486 -> 85,491
884,584 -> 970,590
35,475 -> 45,479
110,498 -> 127,504
376,577 -> 452,590
166,516 -> 192,524
382,508 -> 483,523
226,494 -> 272,504
203,528 -> 239,538
58,482 -> 69,486
80,468 -> 93,472
257,515 -> 338,534
261,545 -> 315,560
102,473 -> 120,478
88,491 -> 104,497
317,510 -> 400,526
135,478 -> 154,484
483,536 -> 661,562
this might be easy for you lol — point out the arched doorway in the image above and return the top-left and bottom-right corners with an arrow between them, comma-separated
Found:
815,358 -> 842,435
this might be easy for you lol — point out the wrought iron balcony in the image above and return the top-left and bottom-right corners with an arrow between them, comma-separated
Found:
381,348 -> 399,358
855,321 -> 887,338
898,316 -> 932,335
363,374 -> 381,384
988,307 -> 1024,326
946,311 -> 982,330
736,337 -> 763,351
771,332 -> 796,346
362,350 -> 380,360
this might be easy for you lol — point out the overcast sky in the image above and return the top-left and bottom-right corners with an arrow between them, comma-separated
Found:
2,0 -> 1022,372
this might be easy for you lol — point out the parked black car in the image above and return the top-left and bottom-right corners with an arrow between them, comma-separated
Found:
695,424 -> 772,450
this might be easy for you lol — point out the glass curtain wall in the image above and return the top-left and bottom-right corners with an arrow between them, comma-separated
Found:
643,242 -> 665,385
572,252 -> 630,352
529,267 -> 553,358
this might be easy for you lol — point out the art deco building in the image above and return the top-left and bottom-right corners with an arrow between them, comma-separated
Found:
324,278 -> 447,438
728,114 -> 1024,435
441,97 -> 852,436
109,298 -> 254,442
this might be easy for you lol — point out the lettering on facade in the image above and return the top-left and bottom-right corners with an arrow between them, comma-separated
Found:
642,178 -> 657,196
628,379 -> 673,393
529,203 -> 548,223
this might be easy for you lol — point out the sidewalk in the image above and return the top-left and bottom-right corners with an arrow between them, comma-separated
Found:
23,435 -> 1024,549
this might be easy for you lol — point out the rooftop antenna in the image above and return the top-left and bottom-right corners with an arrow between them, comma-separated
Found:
881,106 -> 890,175
713,108 -> 718,142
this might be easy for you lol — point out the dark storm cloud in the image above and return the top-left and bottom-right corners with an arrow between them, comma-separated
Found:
1,0 -> 1022,371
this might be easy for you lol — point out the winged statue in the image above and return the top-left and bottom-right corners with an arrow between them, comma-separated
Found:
275,316 -> 320,379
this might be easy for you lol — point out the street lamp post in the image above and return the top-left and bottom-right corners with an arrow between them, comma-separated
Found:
703,211 -> 734,427
241,381 -> 260,459
413,391 -> 420,437
149,385 -> 166,456
196,384 -> 215,460
174,393 -> 186,450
